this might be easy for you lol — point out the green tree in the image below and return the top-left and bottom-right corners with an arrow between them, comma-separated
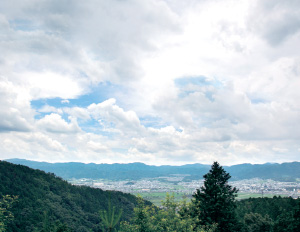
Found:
120,194 -> 216,232
38,211 -> 71,232
243,213 -> 273,232
273,211 -> 294,232
191,162 -> 238,232
120,196 -> 152,232
99,197 -> 123,232
292,199 -> 300,232
41,211 -> 52,232
0,195 -> 17,232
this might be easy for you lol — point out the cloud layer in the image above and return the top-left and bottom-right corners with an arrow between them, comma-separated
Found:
0,0 -> 299,165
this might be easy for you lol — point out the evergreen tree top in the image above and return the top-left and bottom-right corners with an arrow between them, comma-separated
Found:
202,162 -> 233,189
192,161 -> 239,232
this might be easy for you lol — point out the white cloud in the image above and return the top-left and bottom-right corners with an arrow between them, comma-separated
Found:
37,113 -> 81,134
38,105 -> 63,114
63,107 -> 90,121
24,71 -> 85,100
0,0 -> 180,93
229,141 -> 260,153
272,147 -> 289,153
0,0 -> 300,165
27,132 -> 67,153
88,98 -> 145,135
247,0 -> 300,46
0,77 -> 34,132
0,131 -> 66,161
87,141 -> 108,153
61,99 -> 69,104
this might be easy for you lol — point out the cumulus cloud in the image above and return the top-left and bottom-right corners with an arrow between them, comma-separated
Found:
0,0 -> 180,95
0,131 -> 66,161
0,0 -> 300,165
62,107 -> 90,121
37,113 -> 81,134
0,78 -> 34,132
88,98 -> 145,135
38,105 -> 63,114
87,141 -> 108,153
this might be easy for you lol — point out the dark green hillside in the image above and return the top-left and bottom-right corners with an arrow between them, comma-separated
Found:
0,161 -> 143,232
236,196 -> 299,221
236,196 -> 300,232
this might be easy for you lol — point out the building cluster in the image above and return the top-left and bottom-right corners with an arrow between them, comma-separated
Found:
69,176 -> 300,199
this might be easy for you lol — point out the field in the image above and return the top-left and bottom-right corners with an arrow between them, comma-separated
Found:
69,176 -> 299,206
134,192 -> 191,206
135,192 -> 289,206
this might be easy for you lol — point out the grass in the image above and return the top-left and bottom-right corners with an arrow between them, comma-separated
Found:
134,192 -> 190,206
135,191 -> 290,206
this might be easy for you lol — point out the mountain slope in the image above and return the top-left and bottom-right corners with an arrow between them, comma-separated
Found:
6,159 -> 300,181
5,159 -> 211,180
7,159 -> 300,181
0,161 -> 142,232
227,162 -> 300,181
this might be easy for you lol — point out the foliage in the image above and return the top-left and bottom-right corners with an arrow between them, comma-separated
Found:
3,160 -> 300,231
99,195 -> 123,232
0,161 -> 142,232
237,196 -> 300,232
293,199 -> 300,231
272,198 -> 300,232
243,213 -> 273,232
273,211 -> 295,232
0,195 -> 17,232
236,196 -> 297,219
191,162 -> 238,232
35,211 -> 71,232
120,194 -> 216,232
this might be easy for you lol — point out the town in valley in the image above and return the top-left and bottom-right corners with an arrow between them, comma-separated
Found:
69,175 -> 300,205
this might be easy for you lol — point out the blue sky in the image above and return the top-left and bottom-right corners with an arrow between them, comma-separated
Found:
0,0 -> 300,165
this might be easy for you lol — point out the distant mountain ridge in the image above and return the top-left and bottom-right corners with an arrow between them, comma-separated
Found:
5,158 -> 300,182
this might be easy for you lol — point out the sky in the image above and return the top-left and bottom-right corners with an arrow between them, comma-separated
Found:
1,0 -> 300,165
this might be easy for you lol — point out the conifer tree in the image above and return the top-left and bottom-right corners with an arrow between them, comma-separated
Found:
293,199 -> 300,232
99,196 -> 123,232
191,162 -> 238,232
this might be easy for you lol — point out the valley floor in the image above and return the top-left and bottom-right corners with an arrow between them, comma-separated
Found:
69,176 -> 300,206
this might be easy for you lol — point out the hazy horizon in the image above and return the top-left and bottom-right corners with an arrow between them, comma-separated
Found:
1,0 -> 300,166
4,157 -> 296,167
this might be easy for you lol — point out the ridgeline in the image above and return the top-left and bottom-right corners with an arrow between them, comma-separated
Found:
6,159 -> 300,182
0,161 -> 145,231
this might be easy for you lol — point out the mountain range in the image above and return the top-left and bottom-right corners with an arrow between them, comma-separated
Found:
5,159 -> 300,182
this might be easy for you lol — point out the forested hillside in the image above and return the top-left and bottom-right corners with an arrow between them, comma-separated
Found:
0,161 -> 143,232
1,160 -> 300,232
236,197 -> 300,231
119,162 -> 300,232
